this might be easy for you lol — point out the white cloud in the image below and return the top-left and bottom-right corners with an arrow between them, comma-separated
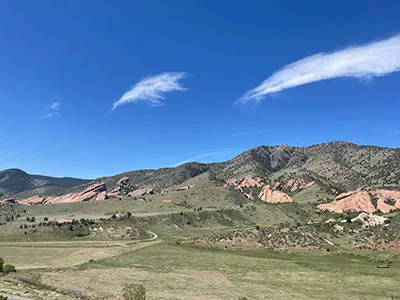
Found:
238,33 -> 400,103
170,152 -> 223,167
40,102 -> 60,119
112,72 -> 188,110
231,129 -> 263,137
48,102 -> 60,110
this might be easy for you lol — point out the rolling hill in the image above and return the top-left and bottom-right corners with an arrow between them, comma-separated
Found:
1,141 -> 399,200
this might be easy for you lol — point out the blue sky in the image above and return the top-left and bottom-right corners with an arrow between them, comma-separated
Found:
0,0 -> 399,178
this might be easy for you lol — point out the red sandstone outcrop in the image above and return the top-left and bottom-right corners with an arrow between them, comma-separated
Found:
372,190 -> 400,213
18,196 -> 45,205
317,190 -> 375,213
0,198 -> 17,205
318,188 -> 400,214
239,176 -> 263,188
258,185 -> 294,203
116,176 -> 131,189
18,183 -> 107,205
127,188 -> 155,198
224,176 -> 263,189
285,178 -> 314,192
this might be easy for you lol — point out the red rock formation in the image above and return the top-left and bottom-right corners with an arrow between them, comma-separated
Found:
48,183 -> 108,204
372,190 -> 400,213
0,198 -> 17,204
19,183 -> 108,205
18,196 -> 45,205
127,188 -> 154,198
239,176 -> 263,188
258,185 -> 294,203
284,178 -> 314,192
317,190 -> 375,213
116,177 -> 131,189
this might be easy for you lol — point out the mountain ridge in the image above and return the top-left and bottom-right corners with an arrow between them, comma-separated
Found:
1,141 -> 399,199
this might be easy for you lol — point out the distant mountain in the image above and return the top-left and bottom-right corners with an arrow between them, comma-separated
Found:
1,142 -> 399,199
0,168 -> 91,197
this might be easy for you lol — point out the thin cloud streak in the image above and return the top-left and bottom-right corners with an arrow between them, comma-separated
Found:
112,72 -> 188,110
238,33 -> 400,103
231,129 -> 263,137
170,152 -> 223,167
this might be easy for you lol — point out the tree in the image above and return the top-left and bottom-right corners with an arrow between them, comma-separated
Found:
122,283 -> 146,300
2,264 -> 16,273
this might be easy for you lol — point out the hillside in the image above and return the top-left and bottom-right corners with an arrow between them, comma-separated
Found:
1,141 -> 399,200
0,169 -> 91,198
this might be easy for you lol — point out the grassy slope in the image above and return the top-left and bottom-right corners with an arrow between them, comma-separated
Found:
38,241 -> 400,300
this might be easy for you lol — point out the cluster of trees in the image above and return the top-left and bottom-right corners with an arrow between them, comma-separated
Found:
0,257 -> 16,274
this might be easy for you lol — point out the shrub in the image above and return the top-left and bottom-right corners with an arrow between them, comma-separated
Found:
123,283 -> 146,300
0,295 -> 8,300
0,257 -> 4,271
2,264 -> 16,273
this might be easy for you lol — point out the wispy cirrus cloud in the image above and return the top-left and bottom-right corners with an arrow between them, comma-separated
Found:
238,33 -> 400,103
170,152 -> 224,167
112,72 -> 188,110
230,129 -> 264,137
40,102 -> 60,119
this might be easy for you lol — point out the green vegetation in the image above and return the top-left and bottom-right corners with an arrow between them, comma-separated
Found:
0,257 -> 16,274
123,283 -> 146,300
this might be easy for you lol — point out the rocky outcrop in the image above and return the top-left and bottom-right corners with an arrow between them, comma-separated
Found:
351,213 -> 388,228
284,178 -> 314,192
0,198 -> 17,204
224,176 -> 263,189
372,190 -> 400,213
46,183 -> 107,204
18,183 -> 107,205
317,190 -> 375,213
18,196 -> 45,205
240,176 -> 263,188
116,176 -> 131,189
127,188 -> 155,198
318,189 -> 400,214
258,185 -> 294,203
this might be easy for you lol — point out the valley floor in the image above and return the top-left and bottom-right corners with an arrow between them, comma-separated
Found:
1,228 -> 399,300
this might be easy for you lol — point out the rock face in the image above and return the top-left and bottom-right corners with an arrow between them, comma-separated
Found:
372,190 -> 400,213
18,183 -> 107,205
0,198 -> 17,204
351,213 -> 387,228
239,176 -> 264,188
258,185 -> 294,203
317,189 -> 400,214
116,177 -> 131,189
18,196 -> 45,205
285,178 -> 314,192
224,176 -> 263,189
127,188 -> 154,198
317,190 -> 375,213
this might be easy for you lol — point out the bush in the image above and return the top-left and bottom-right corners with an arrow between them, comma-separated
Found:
2,264 -> 16,273
123,283 -> 146,300
0,295 -> 8,300
0,257 -> 4,271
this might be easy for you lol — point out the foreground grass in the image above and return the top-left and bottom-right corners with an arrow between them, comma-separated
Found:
0,240 -> 160,269
37,241 -> 399,300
